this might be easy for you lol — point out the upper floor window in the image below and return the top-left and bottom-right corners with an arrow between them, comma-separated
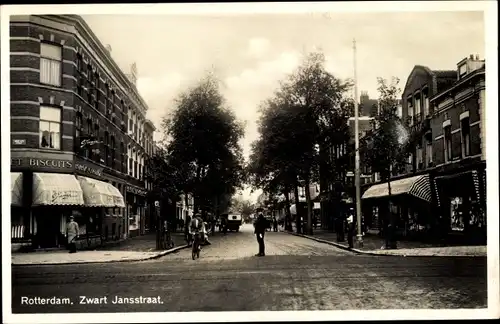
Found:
75,112 -> 82,139
461,117 -> 471,158
40,43 -> 62,87
414,96 -> 421,118
416,146 -> 423,169
39,106 -> 61,150
459,64 -> 467,78
426,141 -> 433,166
422,91 -> 429,117
444,125 -> 452,163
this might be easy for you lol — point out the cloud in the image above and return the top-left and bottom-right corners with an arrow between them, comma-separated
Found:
246,37 -> 271,58
137,72 -> 191,141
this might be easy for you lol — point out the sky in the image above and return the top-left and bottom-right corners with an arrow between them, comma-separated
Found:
82,11 -> 484,202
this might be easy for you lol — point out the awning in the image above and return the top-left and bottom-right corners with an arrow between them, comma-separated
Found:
11,172 -> 23,206
77,176 -> 125,208
361,174 -> 432,202
32,173 -> 85,206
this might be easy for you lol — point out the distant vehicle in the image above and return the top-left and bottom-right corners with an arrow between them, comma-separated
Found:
226,214 -> 242,232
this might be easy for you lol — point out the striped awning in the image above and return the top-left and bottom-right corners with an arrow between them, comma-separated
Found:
11,172 -> 23,206
77,176 -> 125,208
32,173 -> 85,206
362,174 -> 432,202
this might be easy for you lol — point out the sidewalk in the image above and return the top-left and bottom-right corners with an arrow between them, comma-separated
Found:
12,231 -> 189,266
286,228 -> 486,257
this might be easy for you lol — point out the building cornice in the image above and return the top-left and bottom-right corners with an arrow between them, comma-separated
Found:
33,14 -> 149,114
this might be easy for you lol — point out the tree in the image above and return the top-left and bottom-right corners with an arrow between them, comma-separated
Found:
248,52 -> 353,235
161,72 -> 246,221
363,77 -> 411,249
144,146 -> 184,250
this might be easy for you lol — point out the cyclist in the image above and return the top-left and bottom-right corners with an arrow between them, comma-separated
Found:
189,213 -> 204,247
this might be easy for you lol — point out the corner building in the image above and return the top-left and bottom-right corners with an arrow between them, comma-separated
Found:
10,15 -> 153,250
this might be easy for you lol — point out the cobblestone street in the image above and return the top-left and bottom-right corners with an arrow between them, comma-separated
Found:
12,224 -> 487,313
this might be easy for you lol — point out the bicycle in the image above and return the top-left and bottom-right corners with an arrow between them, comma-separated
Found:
191,232 -> 201,260
165,230 -> 175,250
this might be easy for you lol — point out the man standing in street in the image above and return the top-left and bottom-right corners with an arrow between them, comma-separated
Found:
254,212 -> 267,256
66,214 -> 79,253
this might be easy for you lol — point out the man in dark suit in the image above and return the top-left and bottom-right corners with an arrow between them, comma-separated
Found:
254,212 -> 267,256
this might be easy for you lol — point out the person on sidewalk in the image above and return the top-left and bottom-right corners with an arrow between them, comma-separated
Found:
66,215 -> 80,254
273,217 -> 278,232
254,212 -> 267,256
346,208 -> 355,249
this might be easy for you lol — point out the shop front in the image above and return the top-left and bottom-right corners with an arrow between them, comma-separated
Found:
361,174 -> 434,239
10,153 -> 84,250
126,185 -> 148,237
75,157 -> 127,243
434,163 -> 486,244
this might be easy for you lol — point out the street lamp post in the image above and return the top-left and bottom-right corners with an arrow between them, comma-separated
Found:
353,38 -> 363,248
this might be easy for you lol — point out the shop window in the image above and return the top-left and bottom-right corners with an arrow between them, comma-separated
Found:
444,125 -> 452,162
39,106 -> 61,150
461,117 -> 471,158
40,42 -> 62,87
450,197 -> 464,231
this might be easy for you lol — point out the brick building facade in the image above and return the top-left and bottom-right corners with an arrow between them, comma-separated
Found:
10,15 -> 155,250
358,55 -> 486,243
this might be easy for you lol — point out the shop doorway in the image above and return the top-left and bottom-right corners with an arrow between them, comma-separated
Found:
34,207 -> 62,248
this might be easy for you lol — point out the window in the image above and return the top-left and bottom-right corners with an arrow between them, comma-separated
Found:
459,64 -> 467,77
94,124 -> 100,163
104,132 -> 110,166
75,112 -> 82,139
39,106 -> 61,149
444,125 -> 452,162
426,142 -> 433,166
110,136 -> 116,169
407,102 -> 414,126
422,92 -> 429,117
95,75 -> 101,110
414,96 -> 421,120
40,43 -> 62,86
416,146 -> 423,168
461,117 -> 471,158
120,142 -> 125,173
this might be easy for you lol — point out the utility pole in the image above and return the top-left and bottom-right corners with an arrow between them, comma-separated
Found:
353,38 -> 363,248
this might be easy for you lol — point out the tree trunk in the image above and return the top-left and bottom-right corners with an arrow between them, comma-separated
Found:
293,180 -> 302,234
156,200 -> 168,250
283,188 -> 293,231
304,180 -> 313,235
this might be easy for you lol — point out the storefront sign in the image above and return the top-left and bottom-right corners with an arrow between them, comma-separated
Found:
75,159 -> 104,177
11,157 -> 73,170
12,139 -> 26,145
126,185 -> 148,196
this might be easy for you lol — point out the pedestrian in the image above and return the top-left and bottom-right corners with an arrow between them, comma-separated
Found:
66,214 -> 80,253
273,217 -> 278,232
346,208 -> 355,249
254,212 -> 267,256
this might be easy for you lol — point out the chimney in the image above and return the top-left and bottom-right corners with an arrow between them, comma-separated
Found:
469,54 -> 474,60
475,54 -> 480,60
105,44 -> 112,54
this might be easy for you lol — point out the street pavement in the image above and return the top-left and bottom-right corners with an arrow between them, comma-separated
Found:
11,224 -> 487,313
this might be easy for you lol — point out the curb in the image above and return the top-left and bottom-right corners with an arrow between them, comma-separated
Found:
284,231 -> 486,257
285,231 -> 363,255
12,244 -> 190,266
